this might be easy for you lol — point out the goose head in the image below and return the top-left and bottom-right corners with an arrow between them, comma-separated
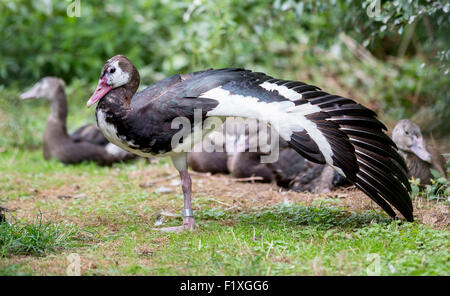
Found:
392,119 -> 432,163
20,77 -> 65,101
87,55 -> 140,107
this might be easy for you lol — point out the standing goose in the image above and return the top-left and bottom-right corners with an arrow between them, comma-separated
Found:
87,55 -> 413,231
20,77 -> 133,165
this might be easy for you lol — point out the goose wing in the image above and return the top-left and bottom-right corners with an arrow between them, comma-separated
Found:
176,69 -> 413,221
70,124 -> 109,145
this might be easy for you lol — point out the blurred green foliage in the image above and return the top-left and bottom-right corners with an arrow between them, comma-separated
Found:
0,0 -> 449,136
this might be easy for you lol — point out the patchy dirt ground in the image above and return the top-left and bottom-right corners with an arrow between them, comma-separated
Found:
188,172 -> 449,230
3,164 -> 449,230
1,159 -> 449,276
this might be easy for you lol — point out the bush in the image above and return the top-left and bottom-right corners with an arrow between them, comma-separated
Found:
0,0 -> 448,135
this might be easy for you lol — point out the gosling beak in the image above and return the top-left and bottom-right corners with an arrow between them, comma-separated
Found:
411,138 -> 432,163
19,85 -> 40,100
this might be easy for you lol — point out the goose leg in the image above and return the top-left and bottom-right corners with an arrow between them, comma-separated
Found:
180,169 -> 195,231
153,153 -> 196,232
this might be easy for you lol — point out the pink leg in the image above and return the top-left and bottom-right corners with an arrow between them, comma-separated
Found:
153,170 -> 196,233
180,170 -> 195,231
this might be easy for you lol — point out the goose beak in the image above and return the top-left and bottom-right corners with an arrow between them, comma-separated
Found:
411,138 -> 432,163
87,77 -> 112,108
20,85 -> 39,100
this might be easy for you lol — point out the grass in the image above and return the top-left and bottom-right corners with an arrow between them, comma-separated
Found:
0,150 -> 449,275
410,161 -> 450,203
0,214 -> 81,257
0,81 -> 448,276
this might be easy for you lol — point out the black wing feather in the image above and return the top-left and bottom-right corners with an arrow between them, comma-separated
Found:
240,73 -> 413,221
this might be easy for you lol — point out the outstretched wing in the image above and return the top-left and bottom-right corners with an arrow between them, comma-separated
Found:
182,69 -> 413,221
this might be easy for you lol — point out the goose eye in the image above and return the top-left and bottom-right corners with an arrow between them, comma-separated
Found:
109,67 -> 116,74
405,131 -> 409,135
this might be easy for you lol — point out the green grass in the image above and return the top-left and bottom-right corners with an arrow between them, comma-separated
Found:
0,214 -> 81,257
0,84 -> 448,276
0,150 -> 448,275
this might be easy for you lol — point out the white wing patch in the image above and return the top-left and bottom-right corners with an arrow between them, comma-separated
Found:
259,81 -> 302,101
203,87 -> 294,127
201,86 -> 339,173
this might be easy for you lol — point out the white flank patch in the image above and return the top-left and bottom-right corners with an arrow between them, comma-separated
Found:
97,109 -> 165,158
259,81 -> 302,101
97,110 -> 140,154
96,110 -> 120,144
202,86 -> 344,176
108,60 -> 130,88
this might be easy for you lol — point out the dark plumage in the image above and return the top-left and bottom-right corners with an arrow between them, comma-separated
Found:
193,118 -> 349,192
188,139 -> 229,174
228,152 -> 276,182
20,77 -> 134,166
70,124 -> 109,145
87,55 -> 413,231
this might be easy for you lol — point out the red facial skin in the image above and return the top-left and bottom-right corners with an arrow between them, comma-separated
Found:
86,76 -> 112,107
